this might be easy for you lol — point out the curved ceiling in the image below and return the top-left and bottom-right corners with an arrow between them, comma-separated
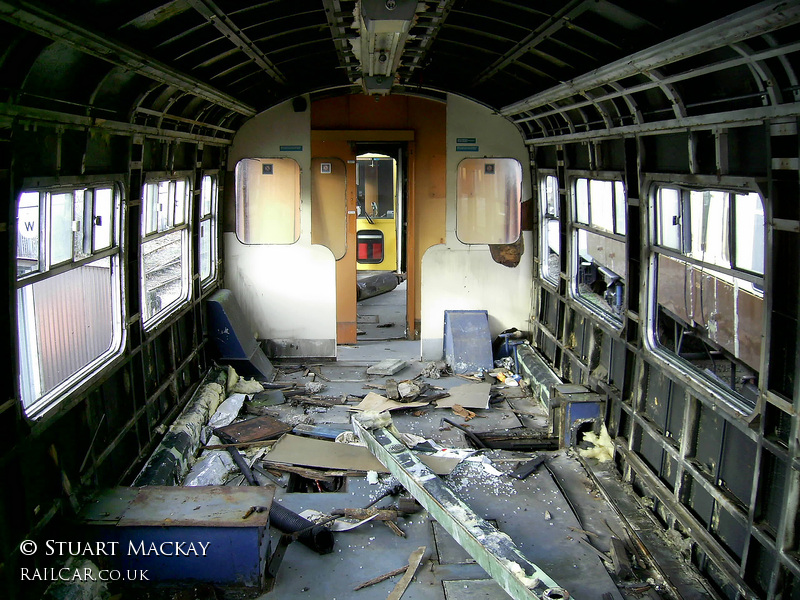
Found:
1,0 -> 799,145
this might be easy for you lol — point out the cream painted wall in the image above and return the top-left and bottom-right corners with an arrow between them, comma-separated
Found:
226,98 -> 337,356
421,94 -> 533,359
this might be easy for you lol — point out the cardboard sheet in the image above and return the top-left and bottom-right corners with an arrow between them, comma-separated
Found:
435,382 -> 491,409
350,392 -> 429,412
266,434 -> 459,475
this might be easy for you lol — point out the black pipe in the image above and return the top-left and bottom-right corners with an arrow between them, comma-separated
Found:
268,503 -> 335,555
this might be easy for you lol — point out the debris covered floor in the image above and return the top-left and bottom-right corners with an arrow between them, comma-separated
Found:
219,344 -> 702,600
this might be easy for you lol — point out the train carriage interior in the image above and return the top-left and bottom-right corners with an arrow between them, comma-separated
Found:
2,0 -> 800,598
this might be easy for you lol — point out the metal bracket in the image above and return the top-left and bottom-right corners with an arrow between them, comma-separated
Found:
353,416 -> 573,600
265,533 -> 293,582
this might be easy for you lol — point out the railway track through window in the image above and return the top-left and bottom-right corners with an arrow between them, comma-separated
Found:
570,176 -> 627,325
16,181 -> 124,417
141,175 -> 192,328
649,183 -> 765,412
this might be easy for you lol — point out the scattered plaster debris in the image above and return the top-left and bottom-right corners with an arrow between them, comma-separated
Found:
502,559 -> 541,589
306,381 -> 326,394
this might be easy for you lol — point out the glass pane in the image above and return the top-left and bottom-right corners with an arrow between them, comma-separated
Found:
199,219 -> 212,281
17,256 -> 117,412
734,193 -> 765,275
541,175 -> 558,216
17,191 -> 40,277
688,190 -> 730,269
235,158 -> 301,244
50,192 -> 74,265
73,189 -> 89,260
589,179 -> 614,233
544,218 -> 560,281
657,187 -> 682,250
201,175 -> 214,217
456,158 -> 522,244
174,179 -> 187,226
311,157 -> 348,260
143,183 -> 159,235
575,178 -> 589,224
614,181 -> 626,235
357,156 -> 395,219
576,228 -> 626,320
93,187 -> 114,251
142,230 -> 187,322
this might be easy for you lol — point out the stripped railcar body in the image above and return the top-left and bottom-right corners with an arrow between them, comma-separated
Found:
1,1 -> 800,598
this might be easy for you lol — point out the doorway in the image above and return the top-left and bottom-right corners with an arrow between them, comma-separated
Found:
354,143 -> 407,340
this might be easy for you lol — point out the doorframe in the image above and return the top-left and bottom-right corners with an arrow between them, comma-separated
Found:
310,129 -> 416,342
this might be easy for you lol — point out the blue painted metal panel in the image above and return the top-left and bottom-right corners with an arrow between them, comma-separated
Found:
82,486 -> 273,588
554,385 -> 605,447
207,289 -> 275,380
443,310 -> 494,374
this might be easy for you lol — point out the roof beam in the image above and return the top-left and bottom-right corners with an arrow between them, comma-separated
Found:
523,103 -> 800,146
471,0 -> 591,87
187,0 -> 287,86
0,0 -> 256,117
511,39 -> 800,124
501,0 -> 800,117
0,102 -> 234,146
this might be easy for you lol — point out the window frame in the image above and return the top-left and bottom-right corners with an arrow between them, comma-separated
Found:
644,175 -> 767,415
568,171 -> 628,328
140,172 -> 193,331
455,157 -> 522,246
199,171 -> 219,288
16,176 -> 126,419
538,170 -> 560,287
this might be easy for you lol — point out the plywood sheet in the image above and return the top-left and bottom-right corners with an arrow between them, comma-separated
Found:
215,415 -> 291,443
435,383 -> 490,409
266,434 -> 458,474
350,392 -> 429,412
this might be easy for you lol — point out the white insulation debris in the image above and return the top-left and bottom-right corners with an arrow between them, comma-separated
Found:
579,424 -> 614,462
207,393 -> 248,429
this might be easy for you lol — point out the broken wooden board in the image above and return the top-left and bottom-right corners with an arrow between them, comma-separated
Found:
435,382 -> 491,409
265,434 -> 459,475
349,392 -> 429,412
366,359 -> 409,376
215,415 -> 291,443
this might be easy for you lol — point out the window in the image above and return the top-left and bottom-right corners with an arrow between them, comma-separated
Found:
540,174 -> 560,284
650,184 -> 765,411
16,182 -> 124,418
572,177 -> 626,323
141,176 -> 192,328
311,157 -> 347,260
235,158 -> 301,244
456,158 -> 521,244
199,174 -> 218,286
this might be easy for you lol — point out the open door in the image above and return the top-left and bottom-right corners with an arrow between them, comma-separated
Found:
354,143 -> 407,340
